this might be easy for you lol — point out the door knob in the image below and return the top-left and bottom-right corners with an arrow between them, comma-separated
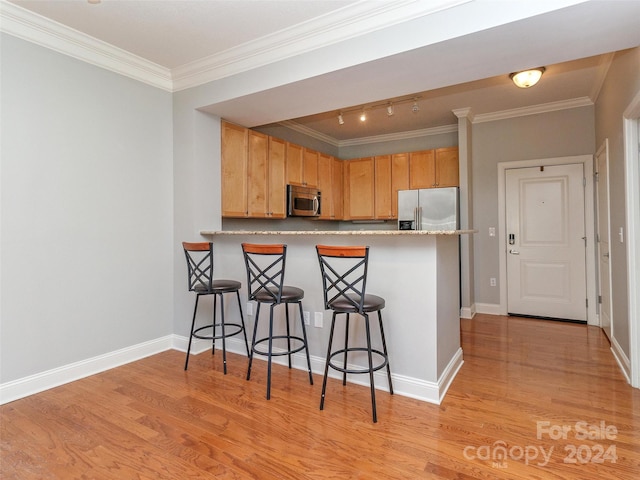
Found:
509,249 -> 520,255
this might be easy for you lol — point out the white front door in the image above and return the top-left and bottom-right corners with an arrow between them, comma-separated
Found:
506,164 -> 587,321
596,141 -> 613,339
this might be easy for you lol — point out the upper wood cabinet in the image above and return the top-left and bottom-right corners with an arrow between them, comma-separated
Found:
391,153 -> 410,217
434,147 -> 459,188
222,122 -> 286,218
374,155 -> 392,219
286,144 -> 318,187
221,121 -> 248,217
343,157 -> 375,220
318,153 -> 343,220
409,147 -> 459,188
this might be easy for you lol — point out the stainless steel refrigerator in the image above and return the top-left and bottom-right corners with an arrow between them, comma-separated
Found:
397,187 -> 460,231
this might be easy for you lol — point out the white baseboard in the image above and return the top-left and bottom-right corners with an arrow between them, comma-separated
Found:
610,335 -> 631,384
0,336 -> 174,405
460,304 -> 476,319
475,303 -> 502,316
2,334 -> 464,406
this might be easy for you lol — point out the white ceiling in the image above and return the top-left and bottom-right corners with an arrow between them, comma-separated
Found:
5,0 -> 640,144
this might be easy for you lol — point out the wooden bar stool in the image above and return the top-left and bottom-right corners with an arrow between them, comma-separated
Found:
182,242 -> 249,373
315,245 -> 393,422
241,243 -> 314,400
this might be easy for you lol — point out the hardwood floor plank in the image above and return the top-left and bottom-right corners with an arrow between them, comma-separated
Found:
2,314 -> 639,479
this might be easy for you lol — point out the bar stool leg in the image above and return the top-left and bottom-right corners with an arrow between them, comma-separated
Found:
320,312 -> 337,411
342,313 -> 350,385
285,303 -> 292,368
266,304 -> 275,400
297,301 -> 314,385
236,291 -> 250,356
378,311 -> 393,394
212,294 -> 218,355
364,313 -> 377,423
219,294 -> 227,374
185,295 -> 200,371
247,303 -> 261,381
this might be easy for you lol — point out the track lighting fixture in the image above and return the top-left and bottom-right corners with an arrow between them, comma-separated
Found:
412,99 -> 419,113
360,109 -> 366,122
338,113 -> 344,125
387,103 -> 394,116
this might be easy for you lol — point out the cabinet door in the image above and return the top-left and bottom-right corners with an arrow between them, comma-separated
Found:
374,155 -> 392,219
409,149 -> 435,189
331,158 -> 344,220
391,153 -> 409,218
286,143 -> 304,185
344,157 -> 375,220
268,137 -> 287,218
303,148 -> 319,187
247,131 -> 269,218
221,121 -> 248,217
317,152 -> 333,219
435,147 -> 459,187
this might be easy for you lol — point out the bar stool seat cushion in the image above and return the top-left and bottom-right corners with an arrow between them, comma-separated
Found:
253,286 -> 304,303
192,279 -> 242,294
329,293 -> 385,313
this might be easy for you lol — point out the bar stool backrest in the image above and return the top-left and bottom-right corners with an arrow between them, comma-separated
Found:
242,243 -> 287,304
316,245 -> 370,313
182,242 -> 214,293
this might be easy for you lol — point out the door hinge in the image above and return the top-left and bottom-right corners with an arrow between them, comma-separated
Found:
598,295 -> 602,304
586,298 -> 589,308
583,177 -> 587,187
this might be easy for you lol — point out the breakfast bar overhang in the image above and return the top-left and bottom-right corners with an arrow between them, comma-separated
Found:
200,229 -> 475,404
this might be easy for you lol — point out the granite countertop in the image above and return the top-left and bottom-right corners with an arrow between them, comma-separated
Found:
200,229 -> 476,236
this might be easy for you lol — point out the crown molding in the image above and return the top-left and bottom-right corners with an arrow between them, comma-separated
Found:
280,120 -> 458,148
472,97 -> 594,123
0,0 -> 172,91
171,0 -> 470,91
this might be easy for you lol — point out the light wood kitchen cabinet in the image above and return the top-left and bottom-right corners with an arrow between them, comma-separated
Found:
391,152 -> 410,217
343,157 -> 375,220
302,148 -> 319,187
265,136 -> 287,218
221,121 -> 248,217
374,155 -> 392,219
434,146 -> 459,187
222,123 -> 286,218
286,144 -> 318,187
409,147 -> 459,188
331,157 -> 344,220
318,153 -> 344,220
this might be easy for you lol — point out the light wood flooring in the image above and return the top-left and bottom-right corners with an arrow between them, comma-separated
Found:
1,314 -> 639,479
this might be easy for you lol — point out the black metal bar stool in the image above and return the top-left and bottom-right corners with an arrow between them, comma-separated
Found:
315,245 -> 393,422
182,242 -> 249,373
241,243 -> 314,400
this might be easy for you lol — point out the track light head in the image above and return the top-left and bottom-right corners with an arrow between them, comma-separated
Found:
387,103 -> 394,116
412,100 -> 419,113
338,113 -> 344,125
360,110 -> 366,122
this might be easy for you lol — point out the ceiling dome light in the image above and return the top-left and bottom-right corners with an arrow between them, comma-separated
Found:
510,67 -> 545,88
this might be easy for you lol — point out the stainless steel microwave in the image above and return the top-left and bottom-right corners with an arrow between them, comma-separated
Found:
287,184 -> 321,217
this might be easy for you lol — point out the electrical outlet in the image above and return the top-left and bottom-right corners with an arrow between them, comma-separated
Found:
314,312 -> 323,328
246,302 -> 253,316
490,277 -> 497,287
303,311 -> 310,326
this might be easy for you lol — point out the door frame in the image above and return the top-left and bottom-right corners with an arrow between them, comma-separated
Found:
623,91 -> 640,388
497,155 -> 597,324
595,139 -> 613,337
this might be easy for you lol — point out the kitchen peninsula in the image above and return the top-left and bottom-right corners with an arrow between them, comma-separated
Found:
201,228 -> 474,404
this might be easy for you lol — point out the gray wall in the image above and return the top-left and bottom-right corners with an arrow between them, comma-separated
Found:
0,35 -> 174,383
595,47 -> 640,359
471,106 -> 596,305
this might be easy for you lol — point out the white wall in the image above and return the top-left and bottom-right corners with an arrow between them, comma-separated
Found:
471,106 -> 596,307
0,35 -> 174,384
595,47 -> 640,362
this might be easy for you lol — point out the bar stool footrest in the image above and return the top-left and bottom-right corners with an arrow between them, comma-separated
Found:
193,323 -> 245,341
328,347 -> 388,374
252,335 -> 308,357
